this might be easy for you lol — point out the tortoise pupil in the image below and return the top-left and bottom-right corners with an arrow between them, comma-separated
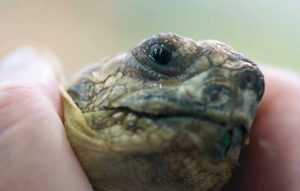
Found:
149,44 -> 173,65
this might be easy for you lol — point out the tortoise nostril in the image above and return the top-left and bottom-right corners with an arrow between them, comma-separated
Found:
245,73 -> 254,84
240,70 -> 256,89
238,69 -> 265,102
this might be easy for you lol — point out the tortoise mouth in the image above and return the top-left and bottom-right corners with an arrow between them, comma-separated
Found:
109,100 -> 251,133
112,104 -> 249,130
109,89 -> 244,128
110,106 -> 228,128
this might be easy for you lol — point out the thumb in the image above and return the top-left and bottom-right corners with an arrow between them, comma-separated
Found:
0,47 -> 92,191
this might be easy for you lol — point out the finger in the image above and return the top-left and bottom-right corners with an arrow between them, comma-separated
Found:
0,47 -> 63,115
0,47 -> 93,191
224,66 -> 300,191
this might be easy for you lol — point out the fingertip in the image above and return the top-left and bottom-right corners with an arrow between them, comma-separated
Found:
0,47 -> 93,191
0,46 -> 63,116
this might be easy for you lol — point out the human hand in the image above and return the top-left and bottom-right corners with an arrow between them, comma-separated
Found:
0,48 -> 93,191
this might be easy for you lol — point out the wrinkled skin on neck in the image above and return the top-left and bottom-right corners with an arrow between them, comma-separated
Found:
65,33 -> 264,191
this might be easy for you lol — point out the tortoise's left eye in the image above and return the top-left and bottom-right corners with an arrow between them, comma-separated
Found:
149,44 -> 173,65
131,36 -> 198,78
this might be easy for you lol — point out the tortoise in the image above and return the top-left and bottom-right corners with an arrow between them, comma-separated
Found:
62,33 -> 265,191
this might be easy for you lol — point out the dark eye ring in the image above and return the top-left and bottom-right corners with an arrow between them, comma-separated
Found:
149,44 -> 173,65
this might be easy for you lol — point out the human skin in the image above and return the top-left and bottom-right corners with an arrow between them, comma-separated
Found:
0,48 -> 299,191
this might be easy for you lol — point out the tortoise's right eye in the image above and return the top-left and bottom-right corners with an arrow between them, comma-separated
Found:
149,44 -> 173,65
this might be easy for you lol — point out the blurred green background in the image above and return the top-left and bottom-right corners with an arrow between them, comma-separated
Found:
0,0 -> 299,76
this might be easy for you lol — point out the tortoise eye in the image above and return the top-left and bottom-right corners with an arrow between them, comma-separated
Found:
131,35 -> 198,78
149,44 -> 173,65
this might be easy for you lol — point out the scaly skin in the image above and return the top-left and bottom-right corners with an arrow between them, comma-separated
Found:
63,33 -> 264,191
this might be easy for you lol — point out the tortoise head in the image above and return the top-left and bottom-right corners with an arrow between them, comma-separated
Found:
66,33 -> 264,190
